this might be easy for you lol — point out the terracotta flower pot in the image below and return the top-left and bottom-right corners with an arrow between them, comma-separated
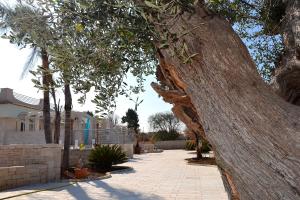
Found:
74,168 -> 89,179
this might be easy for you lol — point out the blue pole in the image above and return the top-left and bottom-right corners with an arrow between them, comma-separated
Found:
84,118 -> 90,145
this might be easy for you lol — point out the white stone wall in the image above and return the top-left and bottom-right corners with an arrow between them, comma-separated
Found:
120,144 -> 134,159
140,143 -> 155,153
0,144 -> 62,191
155,140 -> 186,150
0,130 -> 46,145
0,128 -> 4,144
67,144 -> 134,167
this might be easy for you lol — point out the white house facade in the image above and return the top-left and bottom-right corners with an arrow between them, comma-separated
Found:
0,88 -> 133,146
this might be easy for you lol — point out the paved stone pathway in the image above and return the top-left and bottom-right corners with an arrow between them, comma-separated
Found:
0,150 -> 228,200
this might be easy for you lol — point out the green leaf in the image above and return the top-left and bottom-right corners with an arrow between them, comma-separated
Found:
75,23 -> 84,32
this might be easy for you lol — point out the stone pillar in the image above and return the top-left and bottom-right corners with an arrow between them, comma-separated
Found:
25,115 -> 29,131
35,114 -> 40,131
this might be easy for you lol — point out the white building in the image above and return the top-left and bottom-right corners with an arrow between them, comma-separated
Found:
0,88 -> 133,146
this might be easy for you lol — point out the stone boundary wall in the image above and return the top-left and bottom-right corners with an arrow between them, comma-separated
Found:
0,128 -> 133,147
0,130 -> 46,145
67,144 -> 133,167
0,129 -> 4,145
140,143 -> 155,153
155,140 -> 186,150
121,144 -> 133,159
67,149 -> 91,167
0,144 -> 61,191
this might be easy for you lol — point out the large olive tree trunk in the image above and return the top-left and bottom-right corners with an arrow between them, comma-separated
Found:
151,3 -> 300,200
41,49 -> 52,144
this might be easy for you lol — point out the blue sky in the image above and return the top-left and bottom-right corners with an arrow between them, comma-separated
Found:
0,39 -> 173,131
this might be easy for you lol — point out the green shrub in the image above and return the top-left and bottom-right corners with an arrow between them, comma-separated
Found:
152,130 -> 180,141
185,140 -> 196,150
88,145 -> 127,171
201,140 -> 211,153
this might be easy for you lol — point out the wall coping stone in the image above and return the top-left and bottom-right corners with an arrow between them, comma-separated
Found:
0,144 -> 62,149
0,166 -> 24,170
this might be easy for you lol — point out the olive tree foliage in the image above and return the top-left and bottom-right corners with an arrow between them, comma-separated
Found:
70,0 -> 287,83
148,112 -> 182,133
1,0 -> 157,116
1,0 -> 283,111
0,0 -> 285,109
0,1 -> 52,51
39,0 -> 157,116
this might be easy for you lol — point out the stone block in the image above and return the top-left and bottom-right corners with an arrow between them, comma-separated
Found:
8,167 -> 17,172
0,144 -> 62,190
16,179 -> 25,186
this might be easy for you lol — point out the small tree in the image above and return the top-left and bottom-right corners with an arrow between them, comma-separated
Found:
185,129 -> 211,159
148,112 -> 182,133
121,109 -> 140,153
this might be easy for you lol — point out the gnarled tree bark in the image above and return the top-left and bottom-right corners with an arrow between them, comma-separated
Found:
272,0 -> 300,105
151,3 -> 300,200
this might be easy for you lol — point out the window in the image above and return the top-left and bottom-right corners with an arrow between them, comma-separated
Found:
20,121 -> 25,132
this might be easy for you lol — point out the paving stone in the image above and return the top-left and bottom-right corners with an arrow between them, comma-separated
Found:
0,150 -> 228,200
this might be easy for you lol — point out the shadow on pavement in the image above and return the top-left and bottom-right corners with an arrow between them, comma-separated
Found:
62,183 -> 91,200
57,181 -> 162,200
110,167 -> 136,175
92,180 -> 163,200
127,157 -> 143,162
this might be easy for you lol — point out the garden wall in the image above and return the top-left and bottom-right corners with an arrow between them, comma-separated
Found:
140,143 -> 155,153
155,140 -> 186,150
0,129 -> 4,145
0,144 -> 61,191
121,143 -> 134,159
0,130 -> 46,145
67,144 -> 134,167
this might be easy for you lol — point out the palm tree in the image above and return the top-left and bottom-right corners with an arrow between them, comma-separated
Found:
22,47 -> 63,145
0,2 -> 56,143
1,2 -> 76,171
